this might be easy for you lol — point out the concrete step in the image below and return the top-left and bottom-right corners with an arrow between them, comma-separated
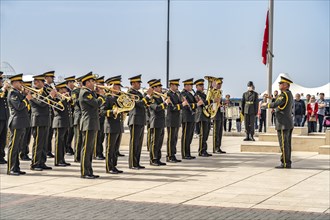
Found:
267,126 -> 308,135
241,141 -> 280,153
318,145 -> 330,155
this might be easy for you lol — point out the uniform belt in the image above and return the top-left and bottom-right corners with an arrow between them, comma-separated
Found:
246,101 -> 254,104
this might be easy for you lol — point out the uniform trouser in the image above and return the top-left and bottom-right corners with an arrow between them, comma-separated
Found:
95,122 -> 105,157
181,122 -> 195,158
31,126 -> 49,168
20,127 -> 31,157
213,119 -> 223,152
46,115 -> 54,154
150,127 -> 164,161
73,125 -> 82,162
277,129 -> 293,167
0,120 -> 8,158
65,126 -> 74,153
224,118 -> 232,132
146,124 -> 151,151
7,128 -> 26,173
166,127 -> 179,159
318,114 -> 324,132
54,127 -> 68,165
105,132 -> 121,172
244,114 -> 256,136
198,121 -> 211,154
81,130 -> 97,176
128,124 -> 144,168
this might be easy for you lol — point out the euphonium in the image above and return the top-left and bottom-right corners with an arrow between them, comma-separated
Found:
203,76 -> 221,118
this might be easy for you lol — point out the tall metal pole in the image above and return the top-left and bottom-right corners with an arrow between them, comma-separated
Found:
267,0 -> 274,129
166,0 -> 170,87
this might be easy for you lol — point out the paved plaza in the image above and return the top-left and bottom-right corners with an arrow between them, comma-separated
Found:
1,136 -> 329,219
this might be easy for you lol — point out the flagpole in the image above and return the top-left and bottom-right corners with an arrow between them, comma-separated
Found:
166,0 -> 170,87
267,0 -> 274,129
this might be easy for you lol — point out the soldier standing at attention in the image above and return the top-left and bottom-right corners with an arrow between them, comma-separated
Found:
79,72 -> 100,179
262,76 -> 294,168
194,79 -> 212,157
149,79 -> 170,166
44,71 -> 56,158
146,79 -> 157,152
213,78 -> 226,154
95,76 -> 106,160
166,79 -> 187,162
64,76 -> 76,156
7,74 -> 31,175
181,78 -> 200,160
53,82 -> 71,167
242,81 -> 259,141
0,71 -> 10,164
127,75 -> 153,169
72,77 -> 83,162
30,74 -> 56,171
102,76 -> 124,174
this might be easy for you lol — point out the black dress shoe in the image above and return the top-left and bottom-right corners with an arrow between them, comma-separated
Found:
107,169 -> 119,174
130,167 -> 140,170
138,165 -> 145,169
117,153 -> 125,157
19,171 -> 26,175
275,164 -> 291,169
190,156 -> 196,159
174,158 -> 182,162
41,164 -> 52,170
158,161 -> 166,166
0,157 -> 7,164
182,156 -> 192,160
250,136 -> 255,141
206,153 -> 213,156
95,155 -> 105,160
243,137 -> 251,141
64,162 -> 71,166
30,166 -> 43,171
55,163 -> 67,167
200,153 -> 209,157
219,149 -> 226,154
46,152 -> 55,158
93,175 -> 100,178
81,175 -> 95,179
166,158 -> 177,163
114,167 -> 123,173
150,161 -> 160,166
20,155 -> 32,161
65,148 -> 74,156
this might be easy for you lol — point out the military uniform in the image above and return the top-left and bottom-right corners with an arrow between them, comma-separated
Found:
149,80 -> 167,166
72,86 -> 82,162
64,76 -> 76,156
194,79 -> 212,157
79,72 -> 100,178
7,74 -> 30,175
165,79 -> 182,162
212,78 -> 225,154
241,81 -> 259,141
0,71 -> 10,164
30,74 -> 52,170
145,79 -> 157,152
265,76 -> 294,168
180,79 -> 197,160
127,75 -> 151,169
95,93 -> 106,159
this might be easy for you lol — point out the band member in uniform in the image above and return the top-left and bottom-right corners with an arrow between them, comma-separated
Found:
127,74 -> 152,169
0,71 -> 10,164
149,79 -> 170,166
79,72 -> 100,179
95,76 -> 106,160
166,79 -> 188,162
242,81 -> 259,141
213,78 -> 226,154
44,71 -> 56,158
20,81 -> 33,161
64,76 -> 76,156
30,74 -> 56,171
181,78 -> 200,160
194,79 -> 212,157
146,79 -> 157,152
53,82 -> 71,166
262,76 -> 294,168
72,76 -> 83,162
7,74 -> 31,175
102,76 -> 124,174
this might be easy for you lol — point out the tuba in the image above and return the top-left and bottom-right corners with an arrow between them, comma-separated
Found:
203,76 -> 222,118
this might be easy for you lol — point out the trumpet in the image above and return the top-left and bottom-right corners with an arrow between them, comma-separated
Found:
22,85 -> 65,111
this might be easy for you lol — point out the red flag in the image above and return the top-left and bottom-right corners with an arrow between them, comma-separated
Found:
262,10 -> 269,65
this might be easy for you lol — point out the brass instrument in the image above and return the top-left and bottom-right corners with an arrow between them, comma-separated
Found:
203,76 -> 222,118
152,91 -> 167,99
57,92 -> 71,102
97,85 -> 140,101
22,85 -> 65,111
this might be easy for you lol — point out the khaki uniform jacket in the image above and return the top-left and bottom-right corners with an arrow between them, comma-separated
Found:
79,87 -> 100,131
127,88 -> 151,126
7,88 -> 30,129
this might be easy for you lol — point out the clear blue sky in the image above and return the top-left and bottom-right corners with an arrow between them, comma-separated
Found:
1,0 -> 329,97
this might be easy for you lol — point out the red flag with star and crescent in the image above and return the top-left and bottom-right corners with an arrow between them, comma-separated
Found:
262,10 -> 269,65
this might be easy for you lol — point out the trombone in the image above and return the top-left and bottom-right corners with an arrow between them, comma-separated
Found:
22,85 -> 65,111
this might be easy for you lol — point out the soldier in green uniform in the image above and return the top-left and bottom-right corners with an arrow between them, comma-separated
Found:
79,72 -> 101,179
149,79 -> 170,166
7,74 -> 31,175
213,78 -> 226,154
166,79 -> 188,162
20,81 -> 33,161
72,76 -> 83,162
181,78 -> 200,160
194,79 -> 212,157
241,81 -> 259,141
64,76 -> 76,156
102,76 -> 124,174
53,82 -> 71,167
146,79 -> 157,152
30,74 -> 57,171
0,71 -> 10,164
94,76 -> 106,160
127,75 -> 152,169
261,76 -> 294,168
